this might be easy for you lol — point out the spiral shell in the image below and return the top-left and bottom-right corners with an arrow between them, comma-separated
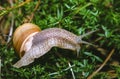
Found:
13,23 -> 41,57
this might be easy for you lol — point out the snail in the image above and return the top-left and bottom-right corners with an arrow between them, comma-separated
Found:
13,23 -> 95,68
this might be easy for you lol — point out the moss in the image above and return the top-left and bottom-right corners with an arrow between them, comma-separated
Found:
0,0 -> 120,78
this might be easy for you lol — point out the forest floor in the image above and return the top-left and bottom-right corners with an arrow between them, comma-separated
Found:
0,0 -> 120,79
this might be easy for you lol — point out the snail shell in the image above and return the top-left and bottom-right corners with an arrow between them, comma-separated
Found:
13,23 -> 95,68
13,23 -> 41,57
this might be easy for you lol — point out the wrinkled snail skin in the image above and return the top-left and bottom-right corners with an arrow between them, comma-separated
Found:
13,23 -> 94,68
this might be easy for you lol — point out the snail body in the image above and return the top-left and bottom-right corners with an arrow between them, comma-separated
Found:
13,23 -> 94,68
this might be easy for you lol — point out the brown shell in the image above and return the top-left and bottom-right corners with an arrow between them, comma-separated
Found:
13,23 -> 41,57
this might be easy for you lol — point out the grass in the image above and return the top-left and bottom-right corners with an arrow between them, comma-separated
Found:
0,0 -> 120,79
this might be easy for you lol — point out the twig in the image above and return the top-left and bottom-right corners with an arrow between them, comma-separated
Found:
54,50 -> 76,78
28,0 -> 40,22
68,62 -> 76,79
0,33 -> 12,37
7,0 -> 14,44
7,15 -> 14,43
87,48 -> 115,79
71,3 -> 92,16
49,64 -> 75,76
0,0 -> 31,16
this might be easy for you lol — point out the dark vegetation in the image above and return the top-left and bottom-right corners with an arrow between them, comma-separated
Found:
0,0 -> 120,79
